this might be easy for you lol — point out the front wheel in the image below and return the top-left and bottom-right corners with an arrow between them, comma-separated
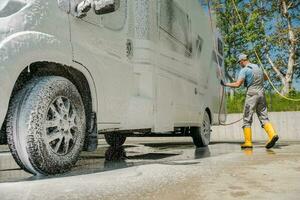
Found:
6,76 -> 86,175
191,111 -> 211,147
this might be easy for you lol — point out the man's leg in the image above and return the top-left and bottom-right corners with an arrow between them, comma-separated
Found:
241,95 -> 257,148
256,94 -> 279,149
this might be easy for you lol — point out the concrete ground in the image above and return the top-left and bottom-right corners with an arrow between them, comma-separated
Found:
0,137 -> 300,200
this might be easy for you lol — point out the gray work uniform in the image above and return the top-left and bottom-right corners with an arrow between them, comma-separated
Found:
238,63 -> 270,128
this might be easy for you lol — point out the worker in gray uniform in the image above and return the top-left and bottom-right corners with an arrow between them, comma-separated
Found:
221,54 -> 279,149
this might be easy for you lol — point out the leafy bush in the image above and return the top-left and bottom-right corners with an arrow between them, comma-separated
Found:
227,92 -> 300,113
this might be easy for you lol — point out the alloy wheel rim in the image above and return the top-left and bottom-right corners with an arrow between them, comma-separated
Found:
45,96 -> 79,156
202,115 -> 211,141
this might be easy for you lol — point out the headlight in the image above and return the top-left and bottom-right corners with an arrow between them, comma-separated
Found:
0,0 -> 26,18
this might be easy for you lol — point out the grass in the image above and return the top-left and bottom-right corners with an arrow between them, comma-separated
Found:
227,91 -> 300,113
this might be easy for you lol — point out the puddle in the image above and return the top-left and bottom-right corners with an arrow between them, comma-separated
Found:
0,140 -> 260,183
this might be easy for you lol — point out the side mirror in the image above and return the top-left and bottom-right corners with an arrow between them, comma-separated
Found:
94,0 -> 120,15
76,0 -> 120,18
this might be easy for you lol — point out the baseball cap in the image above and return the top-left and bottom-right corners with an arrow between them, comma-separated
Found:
237,53 -> 248,63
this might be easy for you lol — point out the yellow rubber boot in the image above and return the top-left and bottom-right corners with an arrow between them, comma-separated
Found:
264,123 -> 279,149
241,127 -> 253,149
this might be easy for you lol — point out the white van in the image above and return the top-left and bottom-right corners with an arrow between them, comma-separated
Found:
0,0 -> 226,175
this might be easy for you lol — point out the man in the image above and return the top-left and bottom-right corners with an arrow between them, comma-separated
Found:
221,53 -> 279,149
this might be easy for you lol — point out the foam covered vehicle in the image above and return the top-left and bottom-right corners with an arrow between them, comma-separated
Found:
0,0 -> 226,175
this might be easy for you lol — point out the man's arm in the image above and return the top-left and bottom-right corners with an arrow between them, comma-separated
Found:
264,73 -> 268,81
224,67 -> 246,88
225,79 -> 244,88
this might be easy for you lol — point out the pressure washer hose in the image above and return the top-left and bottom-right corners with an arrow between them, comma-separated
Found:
218,86 -> 243,126
207,1 -> 243,126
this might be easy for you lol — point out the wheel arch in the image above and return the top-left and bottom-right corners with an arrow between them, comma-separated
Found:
1,61 -> 98,148
11,61 -> 96,114
205,107 -> 212,125
0,31 -> 98,147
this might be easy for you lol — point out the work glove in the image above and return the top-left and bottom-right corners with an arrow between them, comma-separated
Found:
220,80 -> 226,86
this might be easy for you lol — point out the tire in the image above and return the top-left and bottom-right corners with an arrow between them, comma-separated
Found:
0,123 -> 7,145
191,111 -> 211,147
6,76 -> 86,175
104,133 -> 126,147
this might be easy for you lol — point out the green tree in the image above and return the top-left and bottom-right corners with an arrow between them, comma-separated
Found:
207,0 -> 300,95
263,0 -> 300,95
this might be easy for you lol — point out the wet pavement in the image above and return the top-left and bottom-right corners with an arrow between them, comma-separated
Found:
1,137 -> 300,200
0,137 -> 242,182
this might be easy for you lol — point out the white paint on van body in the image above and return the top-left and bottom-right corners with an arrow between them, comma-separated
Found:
0,0 -> 226,134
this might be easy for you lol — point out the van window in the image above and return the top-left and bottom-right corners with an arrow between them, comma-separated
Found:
218,55 -> 223,66
212,51 -> 224,67
101,0 -> 127,31
160,0 -> 192,56
217,38 -> 224,56
212,51 -> 217,63
196,35 -> 204,56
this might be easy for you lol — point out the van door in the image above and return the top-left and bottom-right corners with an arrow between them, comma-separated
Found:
69,0 -> 133,128
156,0 -> 196,130
155,73 -> 174,132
